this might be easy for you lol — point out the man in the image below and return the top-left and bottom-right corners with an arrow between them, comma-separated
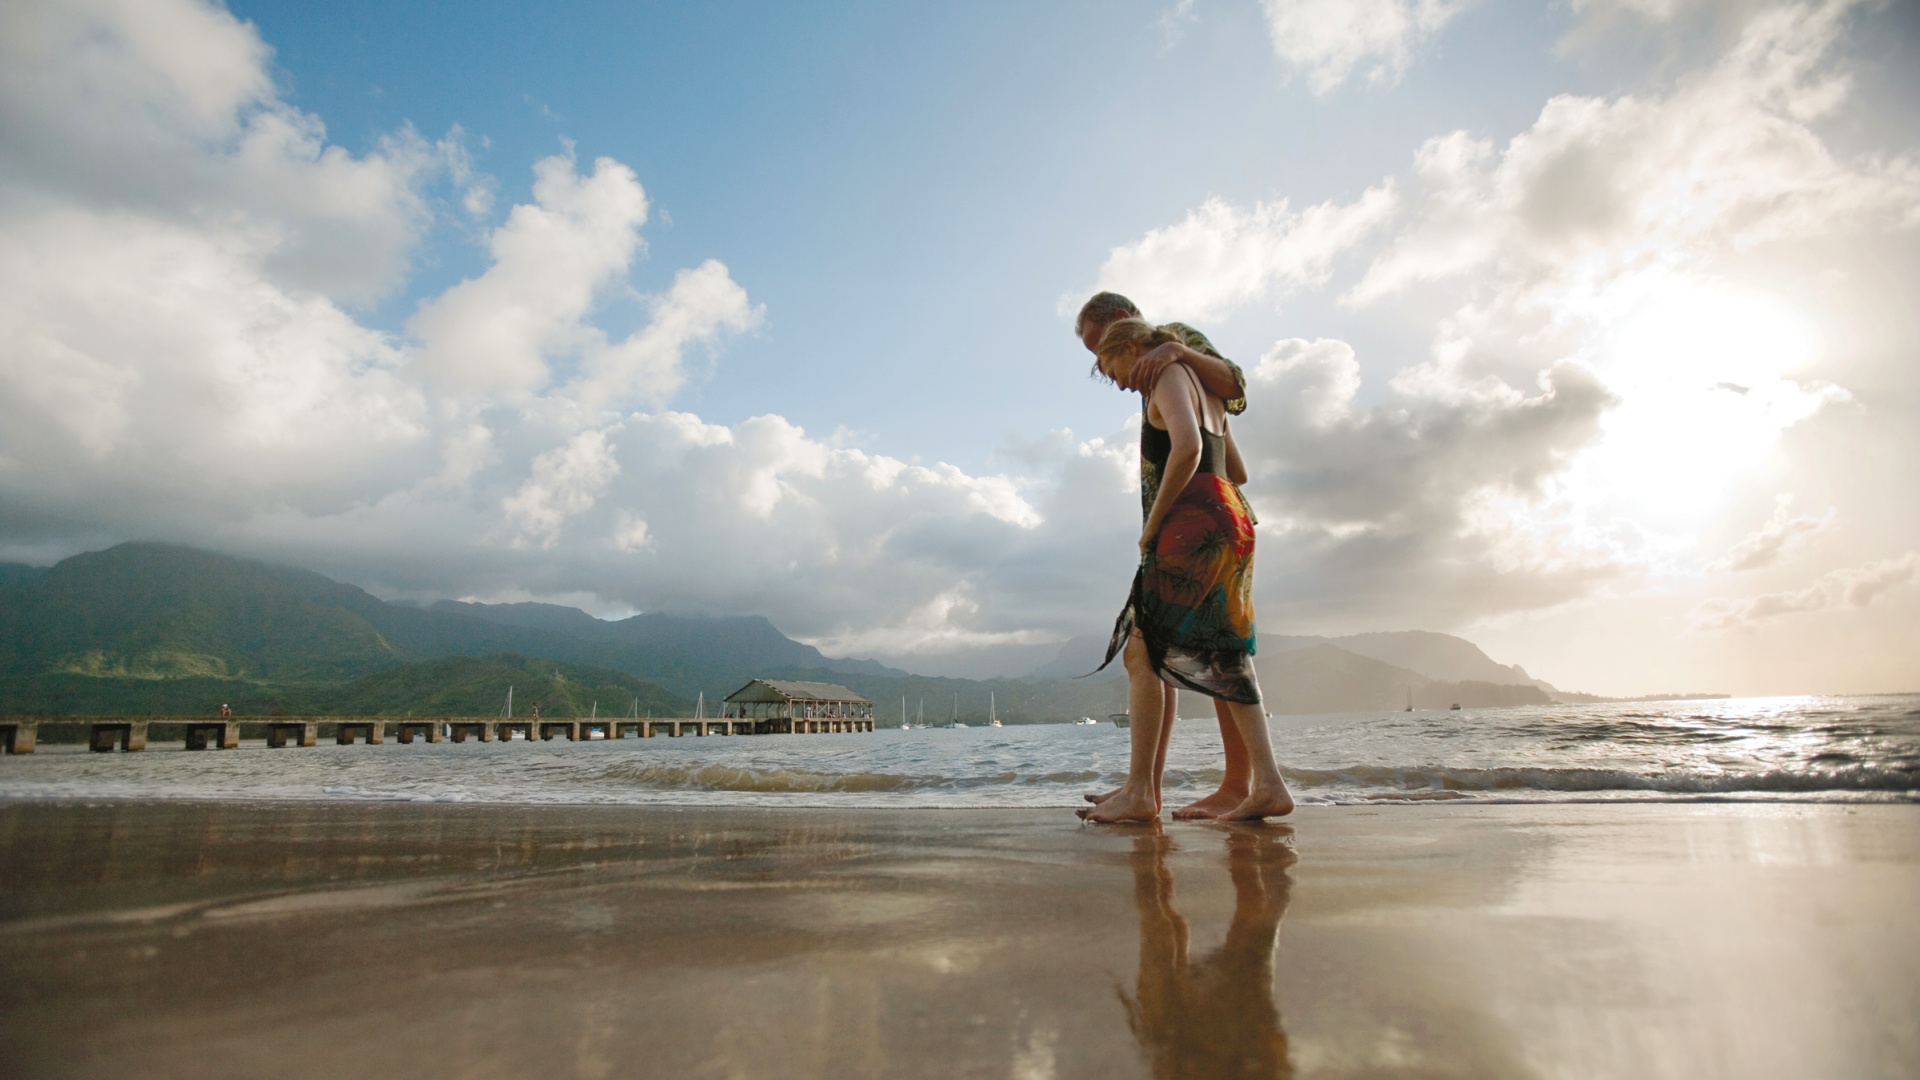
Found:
1074,292 -> 1246,415
1076,291 -> 1259,820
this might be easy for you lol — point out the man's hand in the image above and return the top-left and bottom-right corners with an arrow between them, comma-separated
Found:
1130,342 -> 1242,402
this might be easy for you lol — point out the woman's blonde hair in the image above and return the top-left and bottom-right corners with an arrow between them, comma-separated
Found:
1092,317 -> 1176,385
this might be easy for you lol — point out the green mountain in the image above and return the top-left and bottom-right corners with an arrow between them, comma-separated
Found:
305,654 -> 694,718
0,543 -> 886,707
0,542 -> 1563,720
1,654 -> 694,720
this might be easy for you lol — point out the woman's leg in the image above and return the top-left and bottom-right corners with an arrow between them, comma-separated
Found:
1150,682 -> 1176,807
1084,631 -> 1168,822
1088,681 -> 1174,806
1214,701 -> 1294,820
1172,699 -> 1252,819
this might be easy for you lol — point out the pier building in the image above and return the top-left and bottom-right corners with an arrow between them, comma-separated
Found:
722,680 -> 874,733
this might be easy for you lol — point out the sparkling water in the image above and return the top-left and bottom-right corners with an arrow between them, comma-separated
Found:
3,695 -> 1915,808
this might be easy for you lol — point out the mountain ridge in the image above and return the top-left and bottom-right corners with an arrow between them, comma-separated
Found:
0,543 -> 1576,718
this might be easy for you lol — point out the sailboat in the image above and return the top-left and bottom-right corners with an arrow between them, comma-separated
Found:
500,685 -> 523,739
694,692 -> 705,720
1405,687 -> 1413,712
901,695 -> 909,730
916,698 -> 925,728
945,692 -> 966,729
988,691 -> 1001,728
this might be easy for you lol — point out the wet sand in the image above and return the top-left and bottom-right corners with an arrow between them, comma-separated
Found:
0,801 -> 1914,1079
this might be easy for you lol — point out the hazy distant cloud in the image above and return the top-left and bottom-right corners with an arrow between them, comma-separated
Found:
1710,495 -> 1835,572
1259,0 -> 1461,95
1157,0 -> 1201,47
1688,552 -> 1918,631
1082,184 -> 1397,322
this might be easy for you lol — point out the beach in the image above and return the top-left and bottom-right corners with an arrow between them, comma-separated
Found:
2,799 -> 1914,1079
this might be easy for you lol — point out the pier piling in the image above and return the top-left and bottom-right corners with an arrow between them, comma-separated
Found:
0,713 -> 874,753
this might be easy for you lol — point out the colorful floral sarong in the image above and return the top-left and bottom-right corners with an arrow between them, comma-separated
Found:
1095,471 -> 1263,705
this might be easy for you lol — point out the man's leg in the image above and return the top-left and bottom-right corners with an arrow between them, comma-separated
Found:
1214,701 -> 1294,820
1172,699 -> 1252,819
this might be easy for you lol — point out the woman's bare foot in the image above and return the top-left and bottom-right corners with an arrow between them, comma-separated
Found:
1083,788 -> 1122,805
1171,787 -> 1248,820
1082,786 -> 1160,823
1215,785 -> 1295,821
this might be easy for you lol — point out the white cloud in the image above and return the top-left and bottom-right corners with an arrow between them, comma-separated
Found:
1075,0 -> 1912,636
1688,552 -> 1918,630
4,0 -> 1916,688
1231,343 -> 1624,624
1710,495 -> 1836,572
1258,0 -> 1461,95
1081,184 -> 1397,322
570,258 -> 760,410
1348,0 -> 1918,308
1158,0 -> 1201,47
503,430 -> 622,550
0,0 -> 448,303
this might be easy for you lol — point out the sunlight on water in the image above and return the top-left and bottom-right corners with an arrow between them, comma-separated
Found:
2,695 -> 1915,809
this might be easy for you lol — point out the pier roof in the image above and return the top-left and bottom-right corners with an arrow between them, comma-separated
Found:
724,679 -> 871,705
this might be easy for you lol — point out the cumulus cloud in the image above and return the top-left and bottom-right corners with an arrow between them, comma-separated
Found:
1078,0 -> 1910,634
1688,552 -> 1918,630
1080,184 -> 1397,322
1259,0 -> 1461,95
3,0 -> 1915,682
503,430 -> 622,550
1348,0 -> 1918,310
408,152 -> 759,407
1231,341 -> 1624,624
1710,495 -> 1835,572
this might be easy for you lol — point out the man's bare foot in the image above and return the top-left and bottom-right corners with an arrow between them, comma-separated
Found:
1172,787 -> 1249,820
1215,785 -> 1295,821
1082,787 -> 1160,823
1083,787 -> 1122,805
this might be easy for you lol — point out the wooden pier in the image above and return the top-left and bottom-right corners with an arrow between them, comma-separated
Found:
0,714 -> 875,753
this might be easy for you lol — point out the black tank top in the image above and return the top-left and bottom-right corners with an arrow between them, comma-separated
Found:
1141,420 -> 1228,476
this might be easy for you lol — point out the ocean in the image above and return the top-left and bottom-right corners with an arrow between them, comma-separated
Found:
2,694 -> 1915,808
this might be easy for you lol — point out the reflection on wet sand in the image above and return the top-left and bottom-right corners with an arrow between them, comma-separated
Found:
1123,824 -> 1296,1079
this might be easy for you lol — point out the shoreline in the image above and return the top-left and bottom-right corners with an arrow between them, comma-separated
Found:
2,800 -> 1915,1078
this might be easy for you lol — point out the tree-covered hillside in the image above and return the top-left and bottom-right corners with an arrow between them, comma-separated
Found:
0,542 -> 1568,719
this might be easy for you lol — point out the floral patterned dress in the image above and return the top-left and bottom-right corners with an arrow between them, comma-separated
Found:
1092,327 -> 1263,705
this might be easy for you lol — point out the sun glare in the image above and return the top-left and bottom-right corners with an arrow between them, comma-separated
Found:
1569,285 -> 1834,531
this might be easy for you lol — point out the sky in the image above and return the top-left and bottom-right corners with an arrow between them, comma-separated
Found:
1,0 -> 1916,695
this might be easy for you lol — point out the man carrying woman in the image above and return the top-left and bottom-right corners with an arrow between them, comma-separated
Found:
1075,293 -> 1294,823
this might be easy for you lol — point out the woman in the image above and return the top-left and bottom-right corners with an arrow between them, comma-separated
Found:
1084,319 -> 1293,823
